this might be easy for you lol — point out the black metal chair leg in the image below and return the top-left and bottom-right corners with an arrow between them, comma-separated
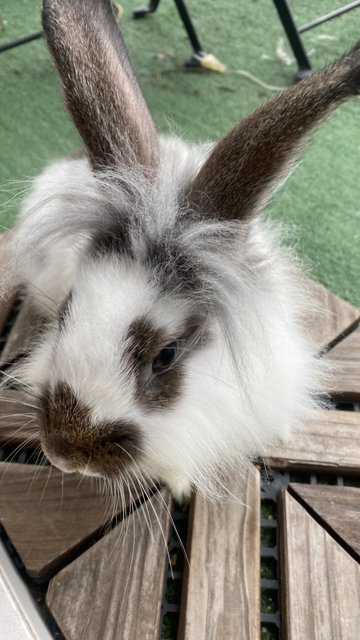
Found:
133,0 -> 162,19
173,0 -> 203,54
272,0 -> 312,80
134,0 -> 207,66
0,31 -> 43,54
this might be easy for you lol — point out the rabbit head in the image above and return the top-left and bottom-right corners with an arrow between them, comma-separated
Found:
6,0 -> 360,501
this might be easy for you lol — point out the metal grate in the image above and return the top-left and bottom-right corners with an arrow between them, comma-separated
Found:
159,504 -> 189,639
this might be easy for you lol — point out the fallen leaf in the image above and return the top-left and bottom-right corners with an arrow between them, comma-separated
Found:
154,49 -> 175,61
112,2 -> 124,22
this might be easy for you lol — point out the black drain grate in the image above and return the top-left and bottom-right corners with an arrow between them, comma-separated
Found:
260,477 -> 280,640
160,504 -> 189,640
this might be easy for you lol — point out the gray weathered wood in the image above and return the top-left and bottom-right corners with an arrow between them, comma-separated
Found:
290,483 -> 360,558
0,294 -> 46,447
47,489 -> 172,640
327,328 -> 360,400
264,410 -> 360,473
280,490 -> 360,639
302,276 -> 360,352
0,462 -> 119,579
0,311 -> 42,448
178,465 -> 260,640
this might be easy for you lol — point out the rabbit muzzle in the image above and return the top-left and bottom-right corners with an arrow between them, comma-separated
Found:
40,381 -> 142,477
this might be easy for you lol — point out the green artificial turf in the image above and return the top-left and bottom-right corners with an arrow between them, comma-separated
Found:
0,0 -> 359,305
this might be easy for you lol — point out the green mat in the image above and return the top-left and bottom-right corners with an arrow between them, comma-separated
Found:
0,0 -> 359,306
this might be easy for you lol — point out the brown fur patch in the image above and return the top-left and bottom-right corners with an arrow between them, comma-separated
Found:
124,315 -> 208,410
41,382 -> 142,477
90,219 -> 132,257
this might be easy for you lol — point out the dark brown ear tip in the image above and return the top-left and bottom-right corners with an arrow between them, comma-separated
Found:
41,1 -> 52,32
343,40 -> 360,96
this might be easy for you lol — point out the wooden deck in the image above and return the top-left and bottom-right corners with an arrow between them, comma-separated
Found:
0,237 -> 359,639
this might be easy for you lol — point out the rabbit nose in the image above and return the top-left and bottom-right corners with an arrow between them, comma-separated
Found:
40,441 -> 77,474
40,377 -> 143,475
42,418 -> 142,476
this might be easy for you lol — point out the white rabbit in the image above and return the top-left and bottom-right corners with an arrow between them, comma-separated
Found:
2,0 -> 359,502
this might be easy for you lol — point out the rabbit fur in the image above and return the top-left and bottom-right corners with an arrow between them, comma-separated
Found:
2,0 -> 360,502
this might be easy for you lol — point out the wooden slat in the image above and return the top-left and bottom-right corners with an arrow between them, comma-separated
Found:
280,490 -> 360,639
303,276 -> 360,352
290,483 -> 360,558
264,410 -> 360,473
327,329 -> 360,400
0,462 -> 118,580
0,241 -> 48,445
0,296 -> 46,448
0,389 -> 40,446
178,465 -> 260,640
47,489 -> 172,640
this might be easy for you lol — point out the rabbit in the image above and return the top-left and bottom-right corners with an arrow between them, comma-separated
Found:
1,0 -> 360,503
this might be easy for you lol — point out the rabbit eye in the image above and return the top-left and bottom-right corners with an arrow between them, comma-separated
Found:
152,342 -> 178,374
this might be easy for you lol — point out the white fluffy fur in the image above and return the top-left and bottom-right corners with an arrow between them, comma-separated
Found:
2,136 -> 327,501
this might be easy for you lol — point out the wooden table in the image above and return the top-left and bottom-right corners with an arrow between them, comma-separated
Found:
0,235 -> 359,639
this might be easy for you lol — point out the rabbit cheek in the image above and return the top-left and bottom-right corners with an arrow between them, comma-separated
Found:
40,382 -> 142,477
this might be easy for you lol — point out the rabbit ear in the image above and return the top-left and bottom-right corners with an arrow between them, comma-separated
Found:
188,41 -> 360,221
42,0 -> 158,172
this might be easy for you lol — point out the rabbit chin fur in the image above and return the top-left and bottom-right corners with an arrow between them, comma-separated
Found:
5,135 -> 327,502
